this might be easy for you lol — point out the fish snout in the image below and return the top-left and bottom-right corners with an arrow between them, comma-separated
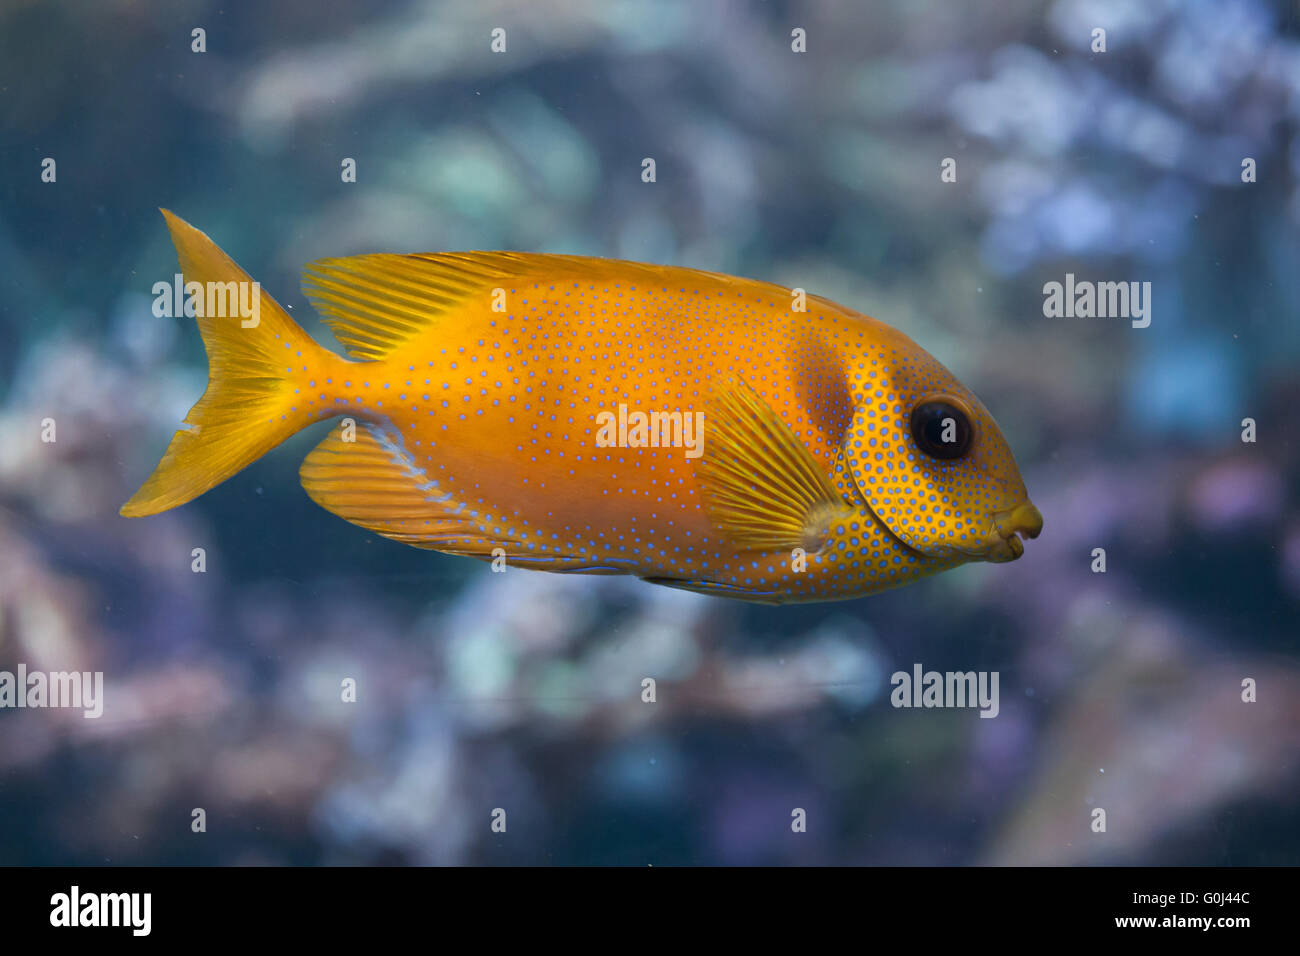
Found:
983,501 -> 1043,563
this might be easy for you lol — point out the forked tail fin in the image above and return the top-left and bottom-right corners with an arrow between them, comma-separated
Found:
121,210 -> 342,517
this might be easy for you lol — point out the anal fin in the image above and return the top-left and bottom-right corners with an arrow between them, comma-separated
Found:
299,420 -> 494,551
299,420 -> 631,572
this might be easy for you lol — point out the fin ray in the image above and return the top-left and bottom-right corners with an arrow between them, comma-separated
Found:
300,420 -> 622,573
697,378 -> 854,553
299,420 -> 481,548
302,251 -> 796,361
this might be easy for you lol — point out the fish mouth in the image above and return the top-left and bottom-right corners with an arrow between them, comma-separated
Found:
980,501 -> 1043,563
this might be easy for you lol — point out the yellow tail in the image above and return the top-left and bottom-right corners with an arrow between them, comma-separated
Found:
121,210 -> 344,517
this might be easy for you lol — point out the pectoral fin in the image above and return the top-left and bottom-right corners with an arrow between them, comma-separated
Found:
696,379 -> 854,554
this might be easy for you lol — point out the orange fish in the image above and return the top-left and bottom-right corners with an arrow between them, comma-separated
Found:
122,211 -> 1042,604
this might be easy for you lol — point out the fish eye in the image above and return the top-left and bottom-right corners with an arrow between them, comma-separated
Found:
909,399 -> 973,460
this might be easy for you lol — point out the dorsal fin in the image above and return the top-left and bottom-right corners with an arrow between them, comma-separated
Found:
302,252 -> 518,361
696,379 -> 855,554
301,251 -> 796,361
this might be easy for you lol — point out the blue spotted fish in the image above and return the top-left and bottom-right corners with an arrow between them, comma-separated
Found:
122,211 -> 1042,603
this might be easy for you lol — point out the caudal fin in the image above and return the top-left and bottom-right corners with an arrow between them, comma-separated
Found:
121,210 -> 340,517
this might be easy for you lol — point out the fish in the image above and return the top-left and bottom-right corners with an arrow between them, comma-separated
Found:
121,210 -> 1042,604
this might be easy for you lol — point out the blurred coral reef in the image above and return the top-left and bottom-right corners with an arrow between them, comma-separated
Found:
0,0 -> 1297,863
